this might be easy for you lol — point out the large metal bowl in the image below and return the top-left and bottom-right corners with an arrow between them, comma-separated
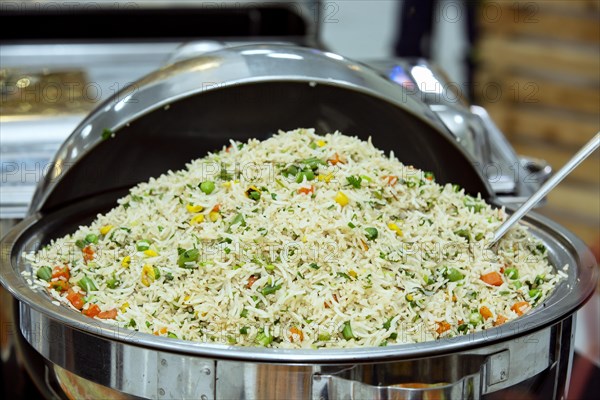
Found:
0,45 -> 597,399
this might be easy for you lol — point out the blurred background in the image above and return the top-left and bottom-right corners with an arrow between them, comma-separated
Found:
1,0 -> 599,399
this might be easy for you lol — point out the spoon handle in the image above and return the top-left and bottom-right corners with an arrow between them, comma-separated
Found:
491,132 -> 600,245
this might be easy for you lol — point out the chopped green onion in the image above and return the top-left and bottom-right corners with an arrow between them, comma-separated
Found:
337,272 -> 351,280
36,266 -> 52,282
346,175 -> 362,188
469,312 -> 483,326
475,232 -> 484,241
265,264 -> 276,271
75,240 -> 86,249
458,324 -> 469,333
106,275 -> 120,289
167,332 -> 178,339
454,229 -> 471,241
504,268 -> 519,280
261,283 -> 282,296
101,128 -> 113,140
246,187 -> 261,201
240,308 -> 249,318
364,227 -> 378,241
153,266 -> 161,279
309,263 -> 320,270
347,222 -> 356,229
136,240 -> 151,251
78,276 -> 98,292
318,333 -> 331,341
256,330 -> 273,346
240,327 -> 249,335
529,289 -> 542,300
178,248 -> 200,268
341,321 -> 354,340
165,272 -> 174,281
230,213 -> 246,228
383,317 -> 393,330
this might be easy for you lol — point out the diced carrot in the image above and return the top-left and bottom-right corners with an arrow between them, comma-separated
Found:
83,304 -> 101,318
82,245 -> 95,263
211,204 -> 221,212
97,308 -> 118,320
225,145 -> 233,153
246,275 -> 259,289
452,294 -> 457,302
66,289 -> 85,310
511,301 -> 531,316
52,265 -> 70,280
383,175 -> 398,186
480,306 -> 493,320
436,321 -> 451,334
289,326 -> 304,342
500,265 -> 505,274
494,315 -> 508,326
153,327 -> 168,335
328,153 -> 344,165
297,186 -> 315,195
324,294 -> 339,308
49,280 -> 69,292
480,271 -> 503,286
458,319 -> 464,325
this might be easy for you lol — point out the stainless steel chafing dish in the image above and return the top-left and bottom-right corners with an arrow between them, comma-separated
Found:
0,45 -> 597,400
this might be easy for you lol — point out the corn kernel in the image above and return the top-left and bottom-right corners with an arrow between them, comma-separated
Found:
144,249 -> 158,257
184,295 -> 191,301
222,181 -> 231,188
316,140 -> 326,147
301,235 -> 307,243
387,222 -> 403,236
186,204 -> 203,213
141,264 -> 156,287
406,293 -> 414,302
120,302 -> 129,313
100,225 -> 113,235
335,191 -> 349,206
209,211 -> 220,222
349,270 -> 357,278
121,255 -> 131,268
318,172 -> 334,183
190,214 -> 205,225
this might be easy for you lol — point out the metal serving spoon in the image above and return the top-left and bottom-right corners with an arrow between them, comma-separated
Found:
491,132 -> 600,246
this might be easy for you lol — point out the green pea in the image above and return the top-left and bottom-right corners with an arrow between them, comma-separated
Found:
200,181 -> 215,194
85,233 -> 98,244
446,268 -> 464,282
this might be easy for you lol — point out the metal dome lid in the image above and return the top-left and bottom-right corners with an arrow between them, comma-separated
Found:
30,44 -> 493,214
